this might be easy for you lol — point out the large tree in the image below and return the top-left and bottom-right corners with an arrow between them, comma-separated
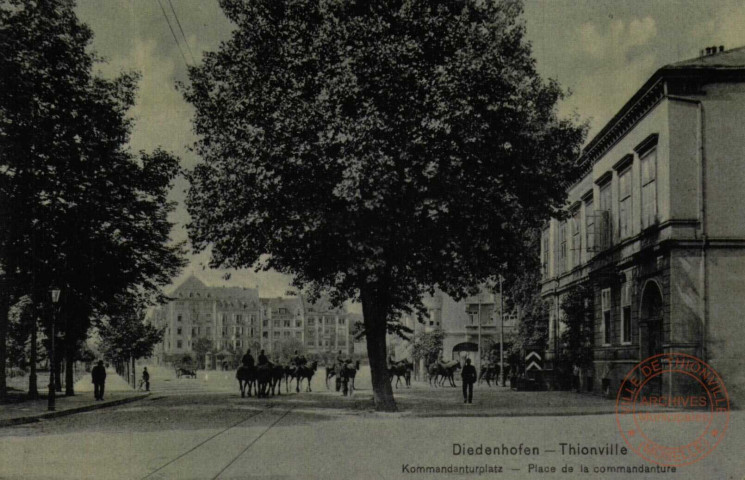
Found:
184,0 -> 585,410
0,0 -> 186,398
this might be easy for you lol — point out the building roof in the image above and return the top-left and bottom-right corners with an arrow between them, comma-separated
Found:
580,45 -> 745,170
171,274 -> 260,306
301,294 -> 346,314
264,296 -> 303,312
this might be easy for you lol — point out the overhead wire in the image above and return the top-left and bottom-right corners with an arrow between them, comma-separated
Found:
166,0 -> 197,64
155,0 -> 190,68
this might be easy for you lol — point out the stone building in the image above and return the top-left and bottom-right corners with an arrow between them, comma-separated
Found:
151,275 -> 355,365
540,46 -> 745,404
391,288 -> 517,373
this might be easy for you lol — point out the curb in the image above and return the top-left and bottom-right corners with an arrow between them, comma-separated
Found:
0,393 -> 150,428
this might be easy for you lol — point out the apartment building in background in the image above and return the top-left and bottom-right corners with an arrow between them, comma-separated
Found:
151,275 -> 355,364
540,45 -> 745,405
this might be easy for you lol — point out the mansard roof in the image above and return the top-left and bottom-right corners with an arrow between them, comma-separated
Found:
171,274 -> 260,306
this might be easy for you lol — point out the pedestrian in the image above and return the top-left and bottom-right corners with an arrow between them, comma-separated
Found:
92,360 -> 107,401
142,367 -> 150,392
258,349 -> 268,366
461,358 -> 477,404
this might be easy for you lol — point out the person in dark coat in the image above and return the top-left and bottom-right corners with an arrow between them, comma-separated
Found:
461,358 -> 477,404
241,349 -> 255,368
91,360 -> 107,400
142,367 -> 150,392
257,349 -> 269,366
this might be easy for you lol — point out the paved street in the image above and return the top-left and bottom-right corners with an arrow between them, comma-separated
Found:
0,365 -> 742,480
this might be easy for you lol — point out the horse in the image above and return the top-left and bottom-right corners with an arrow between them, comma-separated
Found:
293,361 -> 318,392
478,363 -> 499,386
236,365 -> 255,398
428,360 -> 460,387
255,363 -> 274,397
339,360 -> 360,396
269,363 -> 285,396
389,359 -> 413,388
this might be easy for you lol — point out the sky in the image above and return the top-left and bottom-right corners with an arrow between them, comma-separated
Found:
73,0 -> 745,296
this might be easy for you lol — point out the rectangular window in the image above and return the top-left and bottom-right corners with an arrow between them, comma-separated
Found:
283,320 -> 291,328
273,331 -> 280,338
222,314 -> 229,323
295,319 -> 302,328
263,319 -> 268,327
307,318 -> 315,326
558,221 -> 567,274
236,314 -> 242,324
585,199 -> 595,252
621,281 -> 632,344
273,320 -> 280,328
263,332 -> 268,338
191,328 -> 196,336
295,331 -> 301,339
599,181 -> 612,212
338,318 -> 345,325
177,340 -> 182,349
602,288 -> 612,346
571,209 -> 581,268
542,228 -> 550,275
641,149 -> 657,228
619,168 -> 632,239
307,339 -> 315,346
284,331 -> 291,338
177,315 -> 182,322
177,327 -> 182,335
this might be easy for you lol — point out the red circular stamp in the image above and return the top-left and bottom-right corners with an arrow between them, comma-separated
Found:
615,353 -> 729,466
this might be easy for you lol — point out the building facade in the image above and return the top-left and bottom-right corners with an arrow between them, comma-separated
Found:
151,275 -> 355,364
390,288 -> 517,372
540,46 -> 745,405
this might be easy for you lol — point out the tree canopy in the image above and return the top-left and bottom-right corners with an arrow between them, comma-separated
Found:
184,0 -> 585,410
0,0 -> 186,397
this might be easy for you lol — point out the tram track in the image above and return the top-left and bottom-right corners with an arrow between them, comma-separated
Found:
141,404 -> 294,480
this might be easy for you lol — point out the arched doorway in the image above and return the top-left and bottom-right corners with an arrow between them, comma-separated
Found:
639,280 -> 664,394
452,342 -> 478,362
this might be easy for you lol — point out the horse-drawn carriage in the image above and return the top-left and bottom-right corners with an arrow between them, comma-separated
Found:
174,363 -> 197,379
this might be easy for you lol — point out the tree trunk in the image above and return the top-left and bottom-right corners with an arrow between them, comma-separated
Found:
361,289 -> 396,412
64,342 -> 74,396
28,316 -> 38,399
0,289 -> 8,400
131,356 -> 136,389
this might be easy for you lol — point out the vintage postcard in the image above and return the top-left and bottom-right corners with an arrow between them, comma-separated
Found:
0,1 -> 743,479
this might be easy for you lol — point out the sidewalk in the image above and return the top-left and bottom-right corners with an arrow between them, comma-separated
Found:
0,368 -> 149,427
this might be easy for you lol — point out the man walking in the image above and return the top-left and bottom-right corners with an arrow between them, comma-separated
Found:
91,360 -> 107,401
142,367 -> 150,392
461,358 -> 477,404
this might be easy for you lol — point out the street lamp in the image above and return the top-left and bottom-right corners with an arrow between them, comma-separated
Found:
499,275 -> 505,387
48,287 -> 61,411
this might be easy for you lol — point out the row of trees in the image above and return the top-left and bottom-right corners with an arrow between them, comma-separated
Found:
0,0 -> 184,399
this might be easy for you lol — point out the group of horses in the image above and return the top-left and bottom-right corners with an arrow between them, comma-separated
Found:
236,360 -> 362,398
236,361 -> 318,398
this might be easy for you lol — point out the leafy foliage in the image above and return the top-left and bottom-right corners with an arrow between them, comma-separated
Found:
97,301 -> 165,364
409,327 -> 445,366
506,266 -> 549,373
273,337 -> 305,363
559,282 -> 594,372
183,0 -> 585,410
191,337 -> 213,369
0,0 -> 186,396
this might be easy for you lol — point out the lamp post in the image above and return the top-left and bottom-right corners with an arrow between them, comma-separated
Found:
48,287 -> 61,411
499,275 -> 505,387
476,292 -> 482,374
